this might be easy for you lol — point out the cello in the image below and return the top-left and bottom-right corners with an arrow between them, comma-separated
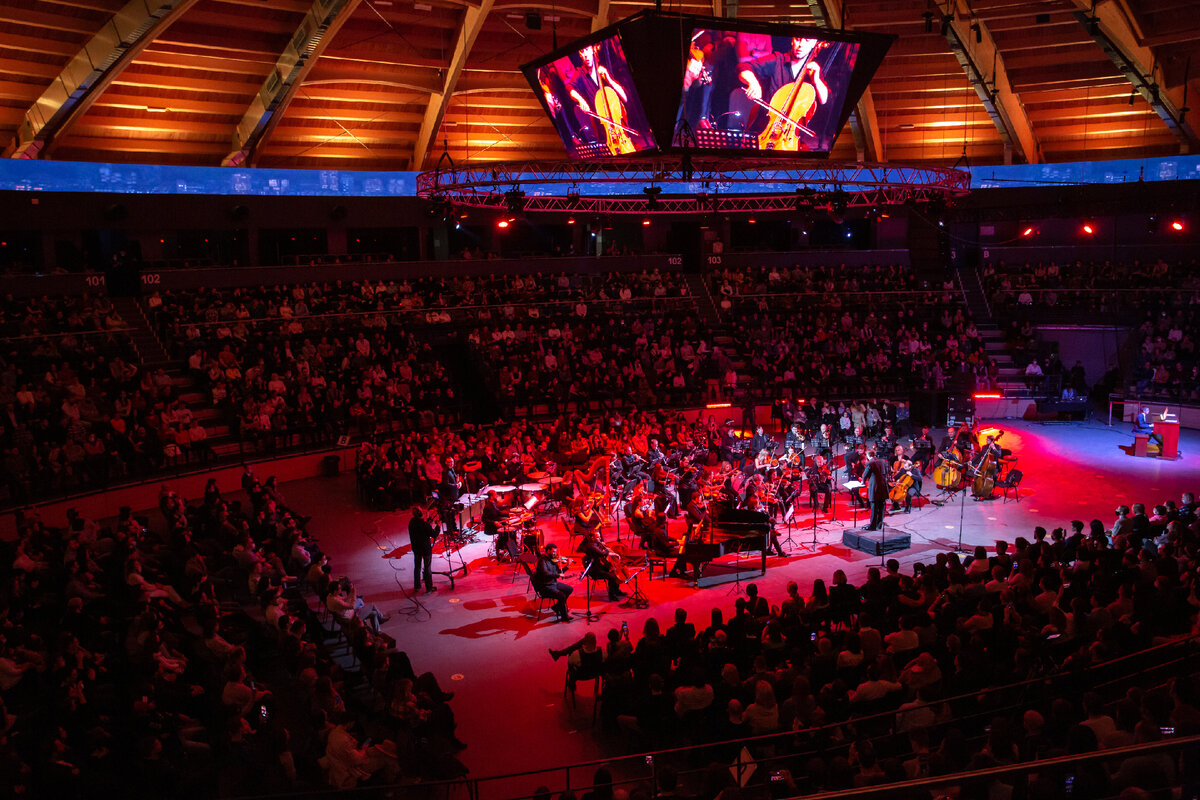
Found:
889,462 -> 914,505
757,40 -> 837,151
594,83 -> 636,155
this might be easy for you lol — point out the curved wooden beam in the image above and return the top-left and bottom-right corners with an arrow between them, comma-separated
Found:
805,0 -> 883,163
411,0 -> 496,171
4,0 -> 201,159
943,0 -> 1040,164
223,0 -> 364,167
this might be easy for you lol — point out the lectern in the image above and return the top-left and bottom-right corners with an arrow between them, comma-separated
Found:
1157,420 -> 1180,460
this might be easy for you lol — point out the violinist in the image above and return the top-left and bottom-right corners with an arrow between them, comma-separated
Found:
677,457 -> 700,510
533,543 -> 573,623
845,443 -> 867,509
579,529 -> 627,601
807,455 -> 832,513
568,43 -> 631,154
738,37 -> 830,151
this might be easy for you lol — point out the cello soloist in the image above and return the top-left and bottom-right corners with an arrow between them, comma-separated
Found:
737,37 -> 830,151
568,43 -> 635,155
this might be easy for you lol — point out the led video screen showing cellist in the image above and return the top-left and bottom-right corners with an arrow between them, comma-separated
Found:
675,28 -> 861,154
528,33 -> 657,159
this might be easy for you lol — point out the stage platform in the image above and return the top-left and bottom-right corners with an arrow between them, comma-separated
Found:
278,419 -> 1197,789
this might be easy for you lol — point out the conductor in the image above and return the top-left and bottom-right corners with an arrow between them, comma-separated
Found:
863,448 -> 890,532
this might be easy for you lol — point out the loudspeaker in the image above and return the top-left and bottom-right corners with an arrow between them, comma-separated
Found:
842,529 -> 911,556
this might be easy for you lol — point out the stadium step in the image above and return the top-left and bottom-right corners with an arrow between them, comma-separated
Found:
683,272 -> 723,327
110,296 -> 172,364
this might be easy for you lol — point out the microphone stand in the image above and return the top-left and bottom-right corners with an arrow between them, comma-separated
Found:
621,563 -> 650,609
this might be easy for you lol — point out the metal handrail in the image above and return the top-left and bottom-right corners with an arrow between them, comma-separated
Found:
0,326 -> 134,343
167,295 -> 695,330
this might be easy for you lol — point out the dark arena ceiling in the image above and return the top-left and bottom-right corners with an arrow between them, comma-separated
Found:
1,0 -> 1198,171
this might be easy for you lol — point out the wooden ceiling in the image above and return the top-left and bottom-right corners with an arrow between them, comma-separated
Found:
0,0 -> 1197,171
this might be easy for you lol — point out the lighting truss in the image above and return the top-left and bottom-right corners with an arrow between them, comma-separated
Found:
417,156 -> 970,216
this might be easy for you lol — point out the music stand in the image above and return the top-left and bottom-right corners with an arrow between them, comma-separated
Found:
842,481 -> 865,529
578,559 -> 601,623
620,563 -> 650,609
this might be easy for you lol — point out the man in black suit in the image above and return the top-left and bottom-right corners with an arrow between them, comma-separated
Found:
534,542 -> 573,622
408,505 -> 437,594
864,448 -> 890,531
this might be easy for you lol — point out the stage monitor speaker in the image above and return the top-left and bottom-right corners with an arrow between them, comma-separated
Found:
843,529 -> 911,556
946,393 -> 975,428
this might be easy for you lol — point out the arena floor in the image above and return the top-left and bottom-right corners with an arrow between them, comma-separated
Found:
295,418 -> 1198,794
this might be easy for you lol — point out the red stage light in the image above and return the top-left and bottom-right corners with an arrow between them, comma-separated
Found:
1082,223 -> 1094,235
497,219 -> 509,229
973,393 -> 1002,399
642,218 -> 651,226
747,218 -> 757,224
566,216 -> 575,225
1172,220 -> 1184,231
705,402 -> 732,409
1021,226 -> 1034,237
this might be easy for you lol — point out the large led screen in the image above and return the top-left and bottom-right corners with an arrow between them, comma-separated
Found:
674,29 -> 861,154
527,33 -> 657,159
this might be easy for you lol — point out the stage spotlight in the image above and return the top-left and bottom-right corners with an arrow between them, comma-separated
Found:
1081,222 -> 1095,235
1172,219 -> 1185,231
566,187 -> 580,208
504,188 -> 526,214
1021,226 -> 1035,238
496,219 -> 510,229
747,218 -> 757,224
695,190 -> 709,207
642,218 -> 651,226
567,216 -> 576,225
643,185 -> 662,210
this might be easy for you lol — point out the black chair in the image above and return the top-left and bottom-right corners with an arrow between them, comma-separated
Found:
996,469 -> 1023,502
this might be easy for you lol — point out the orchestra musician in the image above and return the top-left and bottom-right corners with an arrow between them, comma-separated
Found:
568,43 -> 631,154
481,490 -> 508,558
749,425 -> 772,464
579,529 -> 627,601
863,447 -> 890,532
784,424 -> 806,462
737,37 -> 830,151
1133,406 -> 1163,448
845,443 -> 867,509
669,494 -> 710,581
533,543 -> 573,623
807,455 -> 832,513
913,427 -> 936,475
573,496 -> 605,541
890,458 -> 923,513
677,457 -> 700,510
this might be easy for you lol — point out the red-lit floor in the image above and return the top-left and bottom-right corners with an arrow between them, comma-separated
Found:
295,419 -> 1198,792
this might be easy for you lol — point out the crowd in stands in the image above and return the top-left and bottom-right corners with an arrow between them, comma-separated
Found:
549,492 -> 1200,799
981,258 -> 1200,313
1128,309 -> 1200,402
0,295 -> 220,504
0,466 -> 464,798
711,265 -> 998,394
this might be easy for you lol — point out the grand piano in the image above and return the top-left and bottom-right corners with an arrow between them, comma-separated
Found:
681,505 -> 770,577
